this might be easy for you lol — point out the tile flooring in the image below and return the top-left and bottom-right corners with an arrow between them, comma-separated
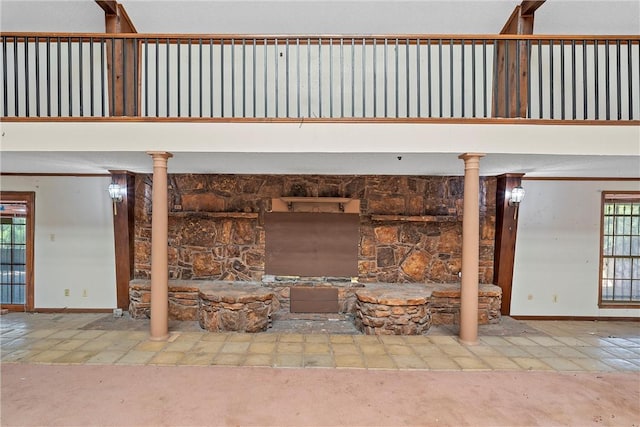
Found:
1,312 -> 639,372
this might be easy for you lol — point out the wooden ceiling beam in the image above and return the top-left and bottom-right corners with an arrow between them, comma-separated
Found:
520,0 -> 546,17
95,1 -> 118,16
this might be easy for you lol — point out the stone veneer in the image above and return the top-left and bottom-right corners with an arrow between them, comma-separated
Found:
129,280 -> 502,335
134,174 -> 496,284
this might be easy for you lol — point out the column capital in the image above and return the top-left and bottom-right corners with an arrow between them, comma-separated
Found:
146,151 -> 173,160
458,152 -> 486,161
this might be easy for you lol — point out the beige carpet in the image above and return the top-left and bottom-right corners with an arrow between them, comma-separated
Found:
2,364 -> 638,426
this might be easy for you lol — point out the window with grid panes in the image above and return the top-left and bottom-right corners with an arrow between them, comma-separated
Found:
600,192 -> 640,306
0,214 -> 27,305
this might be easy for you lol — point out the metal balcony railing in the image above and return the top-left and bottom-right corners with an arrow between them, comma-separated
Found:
1,33 -> 639,121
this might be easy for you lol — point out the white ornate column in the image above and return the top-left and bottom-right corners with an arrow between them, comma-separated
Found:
458,153 -> 485,345
147,151 -> 173,341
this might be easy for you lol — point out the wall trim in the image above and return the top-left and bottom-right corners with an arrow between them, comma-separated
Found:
0,173 -> 111,177
33,308 -> 114,313
522,177 -> 640,181
511,315 -> 640,321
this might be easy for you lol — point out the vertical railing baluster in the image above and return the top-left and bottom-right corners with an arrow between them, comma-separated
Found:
339,38 -> 344,118
406,38 -> 410,117
351,37 -> 355,117
133,37 -> 138,116
628,39 -> 633,119
275,38 -> 279,118
548,40 -> 553,119
253,38 -> 256,118
362,37 -> 366,117
461,39 -> 466,118
286,38 -> 290,118
198,38 -> 203,117
438,39 -> 443,117
492,39 -> 498,117
583,39 -> 588,119
209,38 -> 214,117
13,37 -> 18,116
594,39 -> 599,119
220,38 -> 224,117
176,39 -> 181,117
384,38 -> 388,118
78,36 -> 83,116
471,39 -> 475,118
395,37 -> 399,117
529,40 -> 553,119
92,37 -> 98,117
264,38 -> 268,117
35,36 -> 41,117
296,38 -> 300,117
231,38 -> 237,117
166,38 -> 170,116
2,36 -> 7,116
68,37 -> 72,116
417,38 -> 421,118
571,39 -> 576,119
58,37 -> 62,116
144,38 -> 148,117
605,39 -> 610,120
482,40 -> 487,117
185,38 -> 192,117
242,38 -> 245,117
329,38 -> 333,118
308,37 -> 311,116
24,37 -> 30,117
616,40 -> 622,120
319,37 -> 322,117
450,38 -> 454,117
560,40 -> 565,120
47,37 -> 52,116
156,39 -> 160,117
100,37 -> 105,116
373,38 -> 377,118
428,39 -> 433,117
297,38 -> 301,117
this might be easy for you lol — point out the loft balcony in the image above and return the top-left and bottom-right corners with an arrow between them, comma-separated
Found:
1,33 -> 639,122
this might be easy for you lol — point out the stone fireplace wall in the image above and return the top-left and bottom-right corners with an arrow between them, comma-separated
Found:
134,175 -> 496,284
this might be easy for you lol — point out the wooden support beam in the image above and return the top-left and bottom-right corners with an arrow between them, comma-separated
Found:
493,1 -> 545,118
97,1 -> 139,116
493,173 -> 525,315
109,171 -> 136,310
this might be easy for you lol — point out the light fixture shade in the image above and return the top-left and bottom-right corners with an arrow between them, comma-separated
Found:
108,183 -> 123,202
509,185 -> 525,205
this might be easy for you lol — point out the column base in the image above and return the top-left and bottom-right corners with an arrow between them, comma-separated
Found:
149,333 -> 170,342
458,337 -> 480,346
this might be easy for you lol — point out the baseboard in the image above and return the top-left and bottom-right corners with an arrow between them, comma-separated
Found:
511,315 -> 640,321
32,308 -> 114,313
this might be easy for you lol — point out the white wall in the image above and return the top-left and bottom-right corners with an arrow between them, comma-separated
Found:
512,179 -> 640,317
0,175 -> 117,309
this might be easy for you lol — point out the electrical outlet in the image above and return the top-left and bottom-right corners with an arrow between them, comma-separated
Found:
64,289 -> 70,297
82,289 -> 88,297
552,294 -> 558,303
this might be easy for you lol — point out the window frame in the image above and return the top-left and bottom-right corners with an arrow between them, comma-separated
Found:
598,191 -> 640,308
0,192 -> 35,311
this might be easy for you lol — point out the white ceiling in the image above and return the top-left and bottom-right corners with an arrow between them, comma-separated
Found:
1,0 -> 639,35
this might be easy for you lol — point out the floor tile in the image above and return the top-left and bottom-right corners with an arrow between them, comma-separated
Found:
1,349 -> 42,362
378,336 -> 406,345
412,345 -> 446,358
548,346 -> 589,358
78,340 -> 113,352
425,357 -> 461,370
365,355 -> 397,369
303,354 -> 334,368
279,334 -> 304,343
116,351 -> 156,365
466,346 -> 503,357
277,342 -> 303,353
219,342 -> 251,353
227,334 -> 253,343
439,344 -> 474,357
274,353 -> 303,367
304,343 -> 331,354
178,352 -> 215,365
359,343 -> 387,356
72,330 -> 106,340
481,356 -> 521,370
494,345 -> 535,358
601,358 -> 640,371
252,334 -> 278,343
248,342 -> 276,354
27,350 -> 69,363
511,357 -> 553,371
426,336 -> 459,345
552,336 -> 591,347
504,337 -> 538,346
540,357 -> 584,371
191,341 -> 225,353
335,354 -> 366,368
571,357 -> 617,372
454,356 -> 490,370
243,353 -> 274,367
212,353 -> 245,366
135,341 -> 168,352
164,340 -> 197,352
478,336 -> 512,346
54,351 -> 96,364
526,336 -> 564,347
85,351 -> 125,364
304,335 -> 329,343
392,355 -> 427,369
329,335 -> 355,344
53,339 -> 88,351
600,346 -> 639,358
149,351 -> 185,365
200,333 -> 229,342
25,329 -> 58,339
331,343 -> 360,355
385,344 -> 414,356
522,346 -> 559,358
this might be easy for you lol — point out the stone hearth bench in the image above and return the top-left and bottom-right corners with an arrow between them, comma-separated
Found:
355,283 -> 501,335
128,280 -> 277,332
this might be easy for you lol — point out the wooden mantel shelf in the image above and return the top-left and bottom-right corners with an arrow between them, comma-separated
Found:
272,197 -> 360,213
370,214 -> 460,222
169,211 -> 259,219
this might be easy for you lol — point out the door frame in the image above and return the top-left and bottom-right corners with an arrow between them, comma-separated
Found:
0,191 -> 35,311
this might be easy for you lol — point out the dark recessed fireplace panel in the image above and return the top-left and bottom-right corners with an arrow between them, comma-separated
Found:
264,212 -> 359,277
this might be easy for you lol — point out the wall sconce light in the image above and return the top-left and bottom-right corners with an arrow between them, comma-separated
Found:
508,185 -> 525,219
108,183 -> 124,214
